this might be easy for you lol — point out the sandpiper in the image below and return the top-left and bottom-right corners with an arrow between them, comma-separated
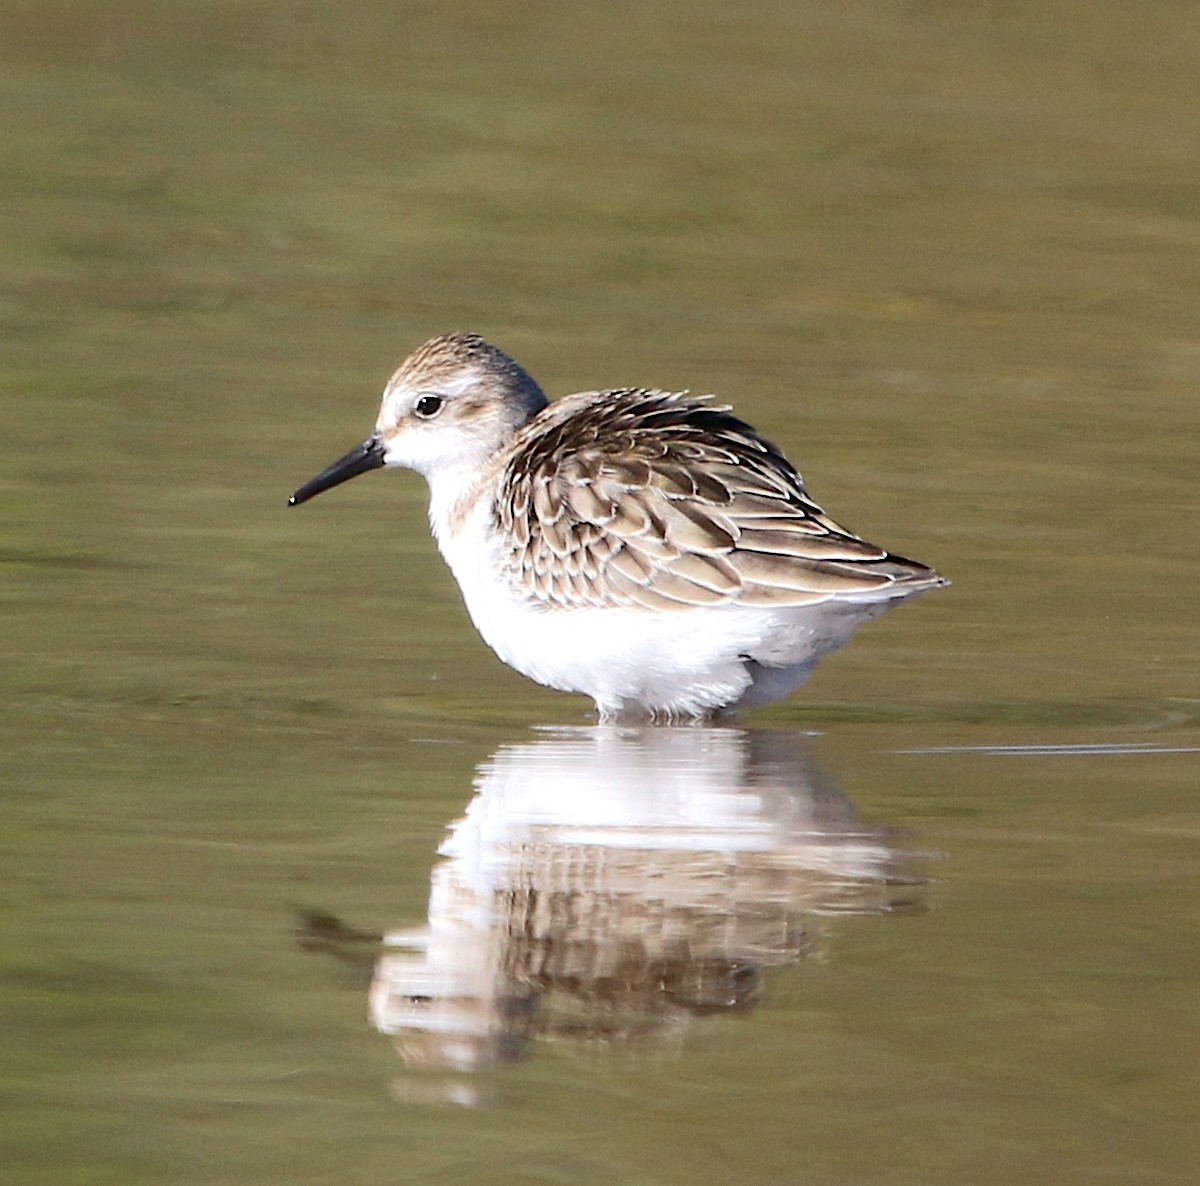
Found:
290,334 -> 947,720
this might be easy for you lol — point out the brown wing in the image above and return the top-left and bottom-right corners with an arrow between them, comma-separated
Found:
495,388 -> 942,611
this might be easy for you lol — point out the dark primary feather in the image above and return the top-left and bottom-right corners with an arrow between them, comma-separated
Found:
494,388 -> 941,611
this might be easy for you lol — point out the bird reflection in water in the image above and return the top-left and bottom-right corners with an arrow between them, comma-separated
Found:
368,727 -> 927,1080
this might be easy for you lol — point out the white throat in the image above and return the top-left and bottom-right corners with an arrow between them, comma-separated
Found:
425,463 -> 496,569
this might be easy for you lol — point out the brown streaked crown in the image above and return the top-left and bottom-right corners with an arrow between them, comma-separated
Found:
393,333 -> 547,411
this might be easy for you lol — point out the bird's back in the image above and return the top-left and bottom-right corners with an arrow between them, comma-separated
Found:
493,387 -> 945,614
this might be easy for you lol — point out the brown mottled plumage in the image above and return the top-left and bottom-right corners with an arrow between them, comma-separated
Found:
495,387 -> 938,613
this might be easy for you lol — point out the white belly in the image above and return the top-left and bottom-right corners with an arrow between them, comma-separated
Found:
433,498 -> 906,719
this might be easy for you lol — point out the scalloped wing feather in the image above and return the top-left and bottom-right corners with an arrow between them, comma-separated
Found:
496,388 -> 942,611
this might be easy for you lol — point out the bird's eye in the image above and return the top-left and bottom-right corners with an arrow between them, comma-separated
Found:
414,394 -> 444,419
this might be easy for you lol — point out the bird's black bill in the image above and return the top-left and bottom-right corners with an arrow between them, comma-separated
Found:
288,435 -> 386,506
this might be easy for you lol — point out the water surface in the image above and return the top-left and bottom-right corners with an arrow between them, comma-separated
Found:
2,2 -> 1198,1183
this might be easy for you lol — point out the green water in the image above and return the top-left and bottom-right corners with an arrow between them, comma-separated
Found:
3,1 -> 1198,1182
